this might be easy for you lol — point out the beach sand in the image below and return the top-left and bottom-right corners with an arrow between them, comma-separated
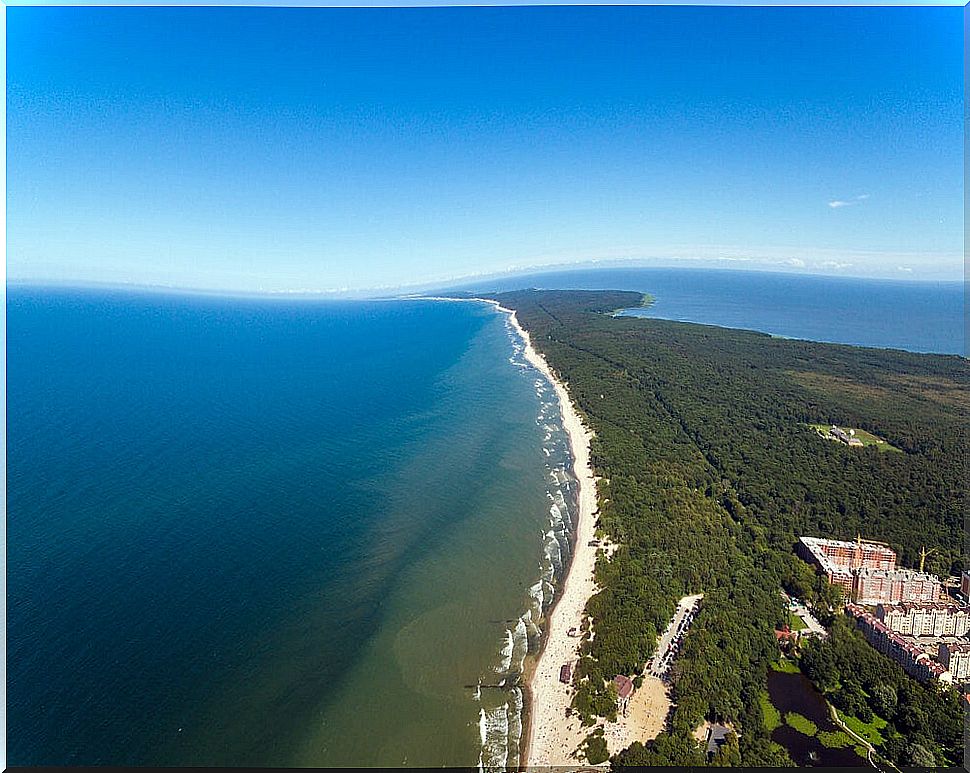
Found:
493,303 -> 605,770
423,296 -> 624,768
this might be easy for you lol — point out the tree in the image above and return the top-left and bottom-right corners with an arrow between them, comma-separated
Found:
493,290 -> 968,770
868,683 -> 897,717
906,741 -> 937,768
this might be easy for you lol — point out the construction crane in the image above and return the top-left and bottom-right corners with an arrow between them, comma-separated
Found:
919,546 -> 938,573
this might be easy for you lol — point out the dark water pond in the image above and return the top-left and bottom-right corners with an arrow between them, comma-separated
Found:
767,670 -> 866,767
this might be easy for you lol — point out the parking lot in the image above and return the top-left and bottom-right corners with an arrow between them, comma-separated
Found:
647,593 -> 703,680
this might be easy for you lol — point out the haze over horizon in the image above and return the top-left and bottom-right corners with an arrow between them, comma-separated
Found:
8,6 -> 963,292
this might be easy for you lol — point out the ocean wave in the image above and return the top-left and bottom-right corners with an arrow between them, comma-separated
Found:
478,310 -> 582,772
496,627 -> 514,675
478,702 -> 508,772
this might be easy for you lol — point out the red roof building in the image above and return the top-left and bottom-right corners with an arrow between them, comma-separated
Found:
613,674 -> 634,699
559,662 -> 573,684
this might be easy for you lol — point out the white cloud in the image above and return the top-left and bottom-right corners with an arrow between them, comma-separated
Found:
785,258 -> 806,268
828,194 -> 869,209
897,266 -> 913,273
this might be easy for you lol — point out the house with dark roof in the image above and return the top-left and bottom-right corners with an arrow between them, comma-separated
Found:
559,662 -> 573,684
705,724 -> 733,760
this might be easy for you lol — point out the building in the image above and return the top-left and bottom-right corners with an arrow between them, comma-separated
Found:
830,426 -> 849,442
705,724 -> 733,760
560,662 -> 573,685
798,536 -> 942,605
829,425 -> 864,447
853,568 -> 941,606
876,602 -> 970,637
961,570 -> 970,600
798,536 -> 896,577
938,643 -> 970,683
613,674 -> 634,716
845,604 -> 952,685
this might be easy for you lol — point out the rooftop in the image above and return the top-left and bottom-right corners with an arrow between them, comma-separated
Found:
799,536 -> 895,555
878,601 -> 962,614
706,724 -> 732,755
613,674 -> 634,699
855,567 -> 941,582
941,643 -> 970,655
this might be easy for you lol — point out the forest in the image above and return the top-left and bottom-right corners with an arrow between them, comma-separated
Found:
489,289 -> 969,768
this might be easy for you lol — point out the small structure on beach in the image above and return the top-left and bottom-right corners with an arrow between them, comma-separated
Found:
613,674 -> 634,716
560,662 -> 573,684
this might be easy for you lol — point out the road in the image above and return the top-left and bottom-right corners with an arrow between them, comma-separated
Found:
790,601 -> 828,638
647,593 -> 704,680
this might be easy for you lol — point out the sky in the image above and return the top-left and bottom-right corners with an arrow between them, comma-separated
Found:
7,5 -> 964,293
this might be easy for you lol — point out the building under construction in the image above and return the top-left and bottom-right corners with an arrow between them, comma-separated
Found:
798,536 -> 941,605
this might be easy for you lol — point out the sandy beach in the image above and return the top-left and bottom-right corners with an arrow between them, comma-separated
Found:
418,296 -> 670,768
490,301 -> 604,769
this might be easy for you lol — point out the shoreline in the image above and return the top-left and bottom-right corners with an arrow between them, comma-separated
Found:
419,295 -> 601,770
483,298 -> 601,770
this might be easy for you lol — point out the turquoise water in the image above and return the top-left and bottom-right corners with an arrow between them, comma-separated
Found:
7,289 -> 576,766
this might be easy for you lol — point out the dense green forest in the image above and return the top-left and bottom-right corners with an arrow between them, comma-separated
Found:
489,290 -> 968,768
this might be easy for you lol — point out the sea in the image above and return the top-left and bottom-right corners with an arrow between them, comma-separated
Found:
458,267 -> 965,356
6,269 -> 964,766
7,288 -> 573,767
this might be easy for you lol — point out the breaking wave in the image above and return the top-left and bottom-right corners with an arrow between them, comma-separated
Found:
477,313 -> 579,772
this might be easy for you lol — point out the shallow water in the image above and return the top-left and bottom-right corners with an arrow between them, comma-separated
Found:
7,288 -> 576,767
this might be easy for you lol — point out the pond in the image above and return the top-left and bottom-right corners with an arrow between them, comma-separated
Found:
766,669 -> 867,767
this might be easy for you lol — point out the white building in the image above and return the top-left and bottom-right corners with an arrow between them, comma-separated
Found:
876,602 -> 970,637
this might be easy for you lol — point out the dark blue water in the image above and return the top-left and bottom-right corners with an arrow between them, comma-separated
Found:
7,288 -> 574,766
456,268 -> 965,356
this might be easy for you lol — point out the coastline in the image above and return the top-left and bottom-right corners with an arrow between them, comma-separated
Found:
419,295 -> 601,769
486,299 -> 602,770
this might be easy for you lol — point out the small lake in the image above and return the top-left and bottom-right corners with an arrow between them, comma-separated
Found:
766,670 -> 866,767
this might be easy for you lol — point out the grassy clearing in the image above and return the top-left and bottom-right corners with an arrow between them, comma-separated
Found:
787,612 -> 806,631
837,709 -> 887,746
806,423 -> 901,453
770,658 -> 801,674
784,711 -> 818,737
850,427 -> 902,452
817,730 -> 853,749
759,690 -> 782,732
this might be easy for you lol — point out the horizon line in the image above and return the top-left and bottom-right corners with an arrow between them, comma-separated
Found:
7,262 -> 965,301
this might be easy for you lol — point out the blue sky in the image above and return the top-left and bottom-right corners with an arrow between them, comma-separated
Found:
7,6 -> 964,292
